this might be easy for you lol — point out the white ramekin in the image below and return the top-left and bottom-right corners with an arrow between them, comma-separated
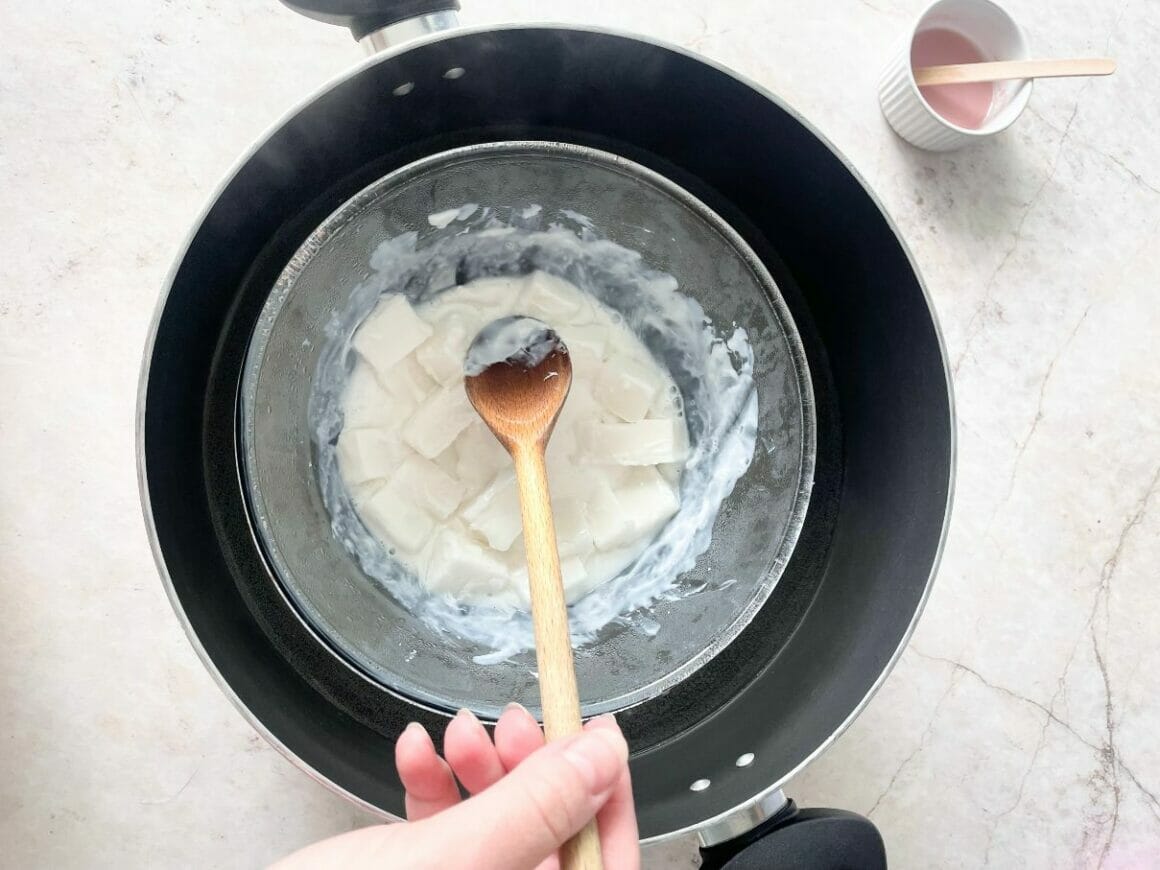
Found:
878,0 -> 1033,151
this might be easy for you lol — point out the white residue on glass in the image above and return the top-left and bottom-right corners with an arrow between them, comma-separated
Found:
428,202 -> 479,229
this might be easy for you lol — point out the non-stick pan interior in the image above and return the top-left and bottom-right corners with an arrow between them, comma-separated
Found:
142,27 -> 952,841
239,142 -> 814,719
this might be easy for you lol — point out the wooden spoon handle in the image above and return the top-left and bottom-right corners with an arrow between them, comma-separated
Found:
511,446 -> 603,870
913,57 -> 1116,86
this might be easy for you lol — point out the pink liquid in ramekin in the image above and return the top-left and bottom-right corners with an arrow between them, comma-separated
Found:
911,28 -> 994,129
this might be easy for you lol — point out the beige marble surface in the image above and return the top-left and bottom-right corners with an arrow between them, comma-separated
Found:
2,0 -> 1158,867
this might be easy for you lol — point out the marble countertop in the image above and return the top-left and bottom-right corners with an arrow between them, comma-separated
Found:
2,0 -> 1157,866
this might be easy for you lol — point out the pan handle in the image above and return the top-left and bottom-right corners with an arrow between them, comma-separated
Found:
279,0 -> 460,46
698,800 -> 886,870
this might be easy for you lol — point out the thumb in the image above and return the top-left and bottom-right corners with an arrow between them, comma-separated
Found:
412,723 -> 628,869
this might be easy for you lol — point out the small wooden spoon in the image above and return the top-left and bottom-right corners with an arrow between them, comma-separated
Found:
914,57 -> 1116,87
464,317 -> 602,870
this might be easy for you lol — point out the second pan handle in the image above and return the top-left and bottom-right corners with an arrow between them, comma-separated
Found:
699,800 -> 886,870
280,0 -> 460,42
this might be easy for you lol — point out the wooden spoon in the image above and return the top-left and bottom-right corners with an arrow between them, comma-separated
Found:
914,57 -> 1116,87
464,317 -> 601,870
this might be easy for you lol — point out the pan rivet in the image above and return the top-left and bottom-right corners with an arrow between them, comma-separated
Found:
393,82 -> 415,96
443,67 -> 466,80
690,778 -> 711,792
735,753 -> 755,768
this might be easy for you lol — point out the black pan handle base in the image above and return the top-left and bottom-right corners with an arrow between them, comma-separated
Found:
280,0 -> 460,40
699,800 -> 887,870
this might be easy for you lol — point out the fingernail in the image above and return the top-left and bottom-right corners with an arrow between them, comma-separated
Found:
562,729 -> 628,795
404,721 -> 427,737
456,708 -> 480,724
503,702 -> 530,715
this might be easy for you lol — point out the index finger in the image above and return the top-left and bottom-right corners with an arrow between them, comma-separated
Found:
495,703 -> 546,771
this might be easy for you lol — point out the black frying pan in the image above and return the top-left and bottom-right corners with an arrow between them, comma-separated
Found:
138,2 -> 954,865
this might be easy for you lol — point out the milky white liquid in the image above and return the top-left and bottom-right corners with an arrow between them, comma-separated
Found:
311,210 -> 758,662
336,272 -> 689,610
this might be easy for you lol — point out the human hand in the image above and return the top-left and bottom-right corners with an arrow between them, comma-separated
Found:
272,705 -> 640,870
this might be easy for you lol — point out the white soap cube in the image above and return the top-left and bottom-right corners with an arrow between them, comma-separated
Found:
546,449 -> 593,504
403,386 -> 478,459
352,294 -> 433,375
391,455 -> 466,519
585,478 -> 635,550
418,299 -> 473,327
336,427 -> 409,486
348,478 -> 385,508
434,440 -> 460,478
460,469 -> 523,551
519,271 -> 587,324
507,566 -> 531,608
378,355 -> 437,406
343,362 -> 412,428
557,323 -> 608,367
580,419 -> 689,465
415,338 -> 463,388
454,422 -> 511,494
555,380 -> 601,440
415,313 -> 473,387
552,496 -> 595,559
649,384 -> 684,420
359,487 -> 435,553
511,556 -> 588,605
590,461 -> 632,489
581,546 -> 639,587
546,420 -> 578,462
657,461 -> 684,487
615,467 -> 680,539
595,356 -> 660,422
455,275 -> 527,310
561,557 -> 590,603
564,559 -> 615,602
421,530 -> 510,598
